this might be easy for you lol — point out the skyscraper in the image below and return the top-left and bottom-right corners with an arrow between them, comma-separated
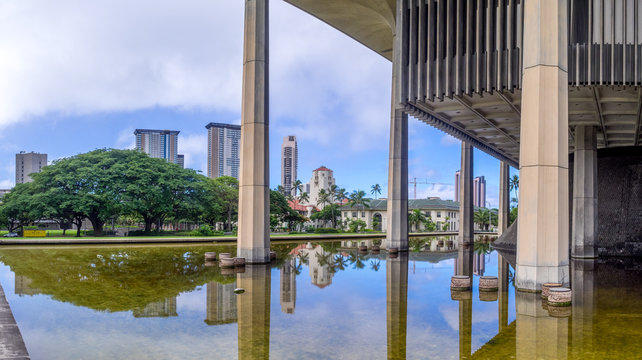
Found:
206,123 -> 241,179
15,151 -> 47,184
176,154 -> 185,169
281,135 -> 298,195
134,129 -> 180,164
454,171 -> 486,208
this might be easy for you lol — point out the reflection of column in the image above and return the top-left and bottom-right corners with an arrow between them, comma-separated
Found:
387,252 -> 408,360
516,292 -> 568,359
386,0 -> 409,251
458,297 -> 472,360
280,258 -> 296,314
459,142 -> 474,246
237,0 -> 270,263
205,281 -> 238,325
498,254 -> 510,332
456,246 -> 473,278
14,275 -> 41,296
238,265 -> 271,360
570,259 -> 596,356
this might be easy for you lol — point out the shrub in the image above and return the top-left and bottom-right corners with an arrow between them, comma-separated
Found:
191,225 -> 224,237
305,226 -> 316,233
314,227 -> 340,234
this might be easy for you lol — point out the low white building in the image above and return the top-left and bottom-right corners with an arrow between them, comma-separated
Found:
340,198 -> 461,232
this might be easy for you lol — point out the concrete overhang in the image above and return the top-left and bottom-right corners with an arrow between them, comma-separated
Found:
283,0 -> 395,60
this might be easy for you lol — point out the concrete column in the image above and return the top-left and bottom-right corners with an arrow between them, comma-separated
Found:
458,142 -> 474,246
386,252 -> 408,360
572,126 -> 598,258
238,0 -> 270,263
456,245 -> 473,278
516,0 -> 569,291
498,162 -> 510,235
386,0 -> 409,251
237,264 -> 271,360
516,291 -> 568,359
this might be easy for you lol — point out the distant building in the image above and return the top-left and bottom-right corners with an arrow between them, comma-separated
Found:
0,189 -> 11,199
206,123 -> 241,179
132,298 -> 177,318
16,151 -> 47,184
280,258 -> 297,314
134,129 -> 180,164
454,171 -> 487,208
281,136 -> 298,195
176,154 -> 185,169
205,281 -> 238,325
304,166 -> 336,209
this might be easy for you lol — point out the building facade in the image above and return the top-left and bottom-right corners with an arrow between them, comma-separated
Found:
16,151 -> 47,184
134,129 -> 180,164
176,154 -> 184,169
455,171 -> 486,208
281,135 -> 298,195
206,123 -> 241,179
304,166 -> 336,209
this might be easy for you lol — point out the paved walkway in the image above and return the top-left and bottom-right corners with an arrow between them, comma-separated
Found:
0,284 -> 29,359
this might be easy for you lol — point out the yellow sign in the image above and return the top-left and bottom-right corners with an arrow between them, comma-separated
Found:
23,230 -> 46,237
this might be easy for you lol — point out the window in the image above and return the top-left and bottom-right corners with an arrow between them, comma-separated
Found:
437,212 -> 441,218
361,212 -> 365,217
352,212 -> 357,217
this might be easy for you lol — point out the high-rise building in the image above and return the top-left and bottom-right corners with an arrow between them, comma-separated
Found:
206,123 -> 241,179
134,129 -> 180,164
281,135 -> 298,195
16,151 -> 47,184
176,154 -> 185,169
454,171 -> 486,208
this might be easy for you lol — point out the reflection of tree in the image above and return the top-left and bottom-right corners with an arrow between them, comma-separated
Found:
409,238 -> 427,252
474,241 -> 492,255
0,246 -> 237,312
370,259 -> 381,272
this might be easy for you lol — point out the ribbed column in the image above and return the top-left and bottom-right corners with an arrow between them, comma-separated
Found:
386,0 -> 409,251
516,0 -> 569,291
458,142 -> 474,246
572,126 -> 598,259
238,0 -> 270,263
498,161 -> 510,235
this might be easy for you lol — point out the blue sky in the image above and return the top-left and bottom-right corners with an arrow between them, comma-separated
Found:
0,1 -> 515,206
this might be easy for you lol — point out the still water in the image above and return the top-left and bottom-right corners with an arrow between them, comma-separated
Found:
0,239 -> 639,359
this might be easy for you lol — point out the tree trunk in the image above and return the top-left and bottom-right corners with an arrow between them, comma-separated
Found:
89,217 -> 104,236
144,217 -> 153,233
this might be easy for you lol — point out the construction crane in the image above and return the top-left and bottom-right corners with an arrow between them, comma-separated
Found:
408,178 -> 452,200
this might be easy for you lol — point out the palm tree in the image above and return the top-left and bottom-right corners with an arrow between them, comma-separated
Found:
317,189 -> 332,226
293,179 -> 303,197
408,209 -> 426,232
276,185 -> 285,195
509,175 -> 519,205
299,192 -> 309,204
371,184 -> 382,199
335,188 -> 347,204
347,190 -> 371,223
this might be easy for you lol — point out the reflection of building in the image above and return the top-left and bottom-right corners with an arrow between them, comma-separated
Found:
16,151 -> 47,184
281,135 -> 298,196
291,243 -> 334,288
14,275 -> 41,296
473,252 -> 486,276
205,281 -> 238,325
133,298 -> 177,318
206,122 -> 241,179
280,258 -> 297,314
455,171 -> 486,208
134,129 -> 181,164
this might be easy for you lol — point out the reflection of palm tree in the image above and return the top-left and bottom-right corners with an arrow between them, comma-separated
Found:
297,253 -> 309,265
347,252 -> 366,269
334,254 -> 349,271
474,241 -> 492,255
369,259 -> 381,271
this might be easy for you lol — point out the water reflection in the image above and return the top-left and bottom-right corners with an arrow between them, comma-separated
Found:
387,252 -> 408,360
516,291 -> 569,359
237,264 -> 271,360
133,298 -> 177,318
280,258 -> 296,314
205,281 -> 238,325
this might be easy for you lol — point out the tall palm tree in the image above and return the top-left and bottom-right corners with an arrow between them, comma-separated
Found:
347,190 -> 371,225
299,191 -> 309,204
293,179 -> 303,197
317,189 -> 331,208
371,184 -> 382,199
336,188 -> 347,203
509,175 -> 519,204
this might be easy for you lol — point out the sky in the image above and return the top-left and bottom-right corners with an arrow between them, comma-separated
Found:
0,0 -> 516,207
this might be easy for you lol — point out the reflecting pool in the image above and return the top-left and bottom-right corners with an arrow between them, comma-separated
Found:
0,238 -> 640,359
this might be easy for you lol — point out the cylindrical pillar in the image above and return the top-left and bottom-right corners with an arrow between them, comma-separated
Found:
459,142 -> 474,246
498,161 -> 510,235
238,0 -> 270,263
516,0 -> 570,291
572,126 -> 598,258
386,0 -> 409,251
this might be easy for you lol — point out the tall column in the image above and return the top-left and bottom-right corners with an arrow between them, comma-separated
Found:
572,126 -> 598,258
386,0 -> 409,251
237,264 -> 271,360
498,162 -> 510,235
459,142 -> 474,246
516,0 -> 569,291
238,0 -> 270,263
387,252 -> 408,359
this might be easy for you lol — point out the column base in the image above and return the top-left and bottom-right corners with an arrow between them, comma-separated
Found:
571,246 -> 597,259
238,248 -> 271,264
515,264 -> 569,292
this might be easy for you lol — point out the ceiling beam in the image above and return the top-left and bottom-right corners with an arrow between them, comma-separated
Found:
592,88 -> 609,147
453,95 -> 520,146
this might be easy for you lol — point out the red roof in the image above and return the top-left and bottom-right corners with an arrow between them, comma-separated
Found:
314,166 -> 332,172
288,199 -> 310,212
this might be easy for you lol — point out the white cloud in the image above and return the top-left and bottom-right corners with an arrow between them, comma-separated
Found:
115,128 -> 135,150
415,183 -> 456,201
440,134 -> 460,146
180,133 -> 207,173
